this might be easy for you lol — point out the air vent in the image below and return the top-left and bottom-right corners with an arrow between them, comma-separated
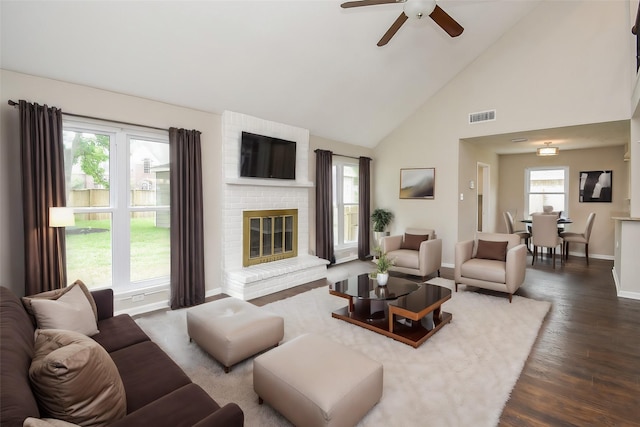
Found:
469,109 -> 496,124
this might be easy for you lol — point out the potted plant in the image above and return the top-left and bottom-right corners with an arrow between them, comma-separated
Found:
371,208 -> 393,249
372,247 -> 394,286
371,208 -> 393,233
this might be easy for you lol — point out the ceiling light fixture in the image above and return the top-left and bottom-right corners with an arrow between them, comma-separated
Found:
536,141 -> 559,156
404,0 -> 437,19
511,137 -> 528,143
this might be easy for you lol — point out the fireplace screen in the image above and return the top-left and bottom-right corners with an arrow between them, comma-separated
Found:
243,209 -> 297,266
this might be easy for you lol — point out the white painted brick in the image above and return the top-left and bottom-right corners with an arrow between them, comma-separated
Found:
221,111 -> 316,298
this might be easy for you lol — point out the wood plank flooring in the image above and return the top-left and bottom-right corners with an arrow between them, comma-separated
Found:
248,254 -> 640,426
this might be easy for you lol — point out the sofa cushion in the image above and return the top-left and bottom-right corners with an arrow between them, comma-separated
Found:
22,280 -> 98,324
108,384 -> 230,427
26,284 -> 99,336
461,258 -> 506,283
109,341 -> 192,413
0,287 -> 41,425
29,329 -> 126,427
92,315 -> 150,353
401,233 -> 429,251
475,239 -> 508,262
387,249 -> 420,269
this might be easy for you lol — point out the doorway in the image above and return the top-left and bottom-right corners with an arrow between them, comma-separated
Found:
477,163 -> 490,232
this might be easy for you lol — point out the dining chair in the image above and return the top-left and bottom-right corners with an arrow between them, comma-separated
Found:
503,211 -> 531,251
560,212 -> 596,265
531,213 -> 564,269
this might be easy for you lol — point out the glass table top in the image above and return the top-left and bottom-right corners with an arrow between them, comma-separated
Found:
330,273 -> 419,300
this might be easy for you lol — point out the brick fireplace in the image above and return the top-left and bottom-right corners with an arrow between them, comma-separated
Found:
221,111 -> 328,300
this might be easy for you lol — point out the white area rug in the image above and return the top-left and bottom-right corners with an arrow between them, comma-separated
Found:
136,278 -> 550,427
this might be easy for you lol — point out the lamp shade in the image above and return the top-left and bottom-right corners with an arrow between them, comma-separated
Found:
404,0 -> 436,19
49,207 -> 75,227
536,142 -> 559,156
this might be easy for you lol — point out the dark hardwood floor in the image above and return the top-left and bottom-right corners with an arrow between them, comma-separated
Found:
247,254 -> 640,426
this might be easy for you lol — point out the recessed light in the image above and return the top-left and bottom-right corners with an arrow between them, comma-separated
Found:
510,138 -> 528,143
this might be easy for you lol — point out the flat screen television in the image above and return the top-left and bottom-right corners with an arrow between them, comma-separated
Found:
240,131 -> 296,180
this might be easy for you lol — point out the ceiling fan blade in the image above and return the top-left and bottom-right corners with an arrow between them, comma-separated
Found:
429,5 -> 464,37
341,0 -> 403,9
377,12 -> 408,46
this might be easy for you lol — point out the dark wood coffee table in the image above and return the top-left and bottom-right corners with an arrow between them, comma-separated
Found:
329,274 -> 452,348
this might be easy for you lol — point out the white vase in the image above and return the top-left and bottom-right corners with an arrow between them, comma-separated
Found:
377,272 -> 389,286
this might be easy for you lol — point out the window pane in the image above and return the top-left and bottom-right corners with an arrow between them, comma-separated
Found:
528,194 -> 565,216
130,139 -> 170,206
66,214 -> 112,288
343,205 -> 359,244
130,212 -> 170,283
529,169 -> 565,193
63,130 -> 111,207
343,165 -> 359,204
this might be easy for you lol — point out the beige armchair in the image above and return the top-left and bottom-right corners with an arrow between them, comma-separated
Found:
454,232 -> 527,302
380,228 -> 442,279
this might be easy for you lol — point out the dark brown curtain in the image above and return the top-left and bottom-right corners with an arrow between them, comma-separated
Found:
19,100 -> 67,295
315,149 -> 335,264
169,128 -> 205,309
358,156 -> 371,260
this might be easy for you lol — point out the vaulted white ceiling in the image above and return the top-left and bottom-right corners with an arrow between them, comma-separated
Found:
0,0 -> 546,147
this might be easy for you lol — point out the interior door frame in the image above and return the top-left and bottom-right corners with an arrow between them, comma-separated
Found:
477,162 -> 490,232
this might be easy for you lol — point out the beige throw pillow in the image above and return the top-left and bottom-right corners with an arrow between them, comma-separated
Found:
29,329 -> 126,427
23,417 -> 82,427
22,280 -> 98,323
28,284 -> 99,336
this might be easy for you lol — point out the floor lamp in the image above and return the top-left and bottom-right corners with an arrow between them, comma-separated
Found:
49,207 -> 75,286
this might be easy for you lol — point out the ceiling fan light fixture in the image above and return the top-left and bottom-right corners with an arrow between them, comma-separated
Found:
404,0 -> 437,19
537,141 -> 559,156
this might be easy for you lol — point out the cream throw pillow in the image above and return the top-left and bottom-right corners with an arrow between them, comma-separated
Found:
22,280 -> 98,323
29,329 -> 126,427
28,284 -> 99,336
23,417 -> 81,427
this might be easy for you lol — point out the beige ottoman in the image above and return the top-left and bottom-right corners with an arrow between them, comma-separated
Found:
254,333 -> 383,427
186,298 -> 284,373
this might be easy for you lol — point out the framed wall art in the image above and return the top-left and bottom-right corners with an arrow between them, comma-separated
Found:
579,170 -> 612,203
399,168 -> 435,199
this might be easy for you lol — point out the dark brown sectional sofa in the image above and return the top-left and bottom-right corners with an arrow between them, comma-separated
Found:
0,286 -> 244,427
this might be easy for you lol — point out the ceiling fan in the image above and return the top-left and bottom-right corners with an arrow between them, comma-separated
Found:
341,0 -> 464,46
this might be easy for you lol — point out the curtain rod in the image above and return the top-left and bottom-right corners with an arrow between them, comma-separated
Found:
7,99 -> 169,132
314,149 -> 371,161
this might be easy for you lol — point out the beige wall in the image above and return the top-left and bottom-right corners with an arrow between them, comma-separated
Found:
374,0 -> 631,266
498,146 -> 629,259
0,70 -> 366,307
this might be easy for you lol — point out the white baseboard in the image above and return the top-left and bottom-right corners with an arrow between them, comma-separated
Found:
205,287 -> 223,298
115,301 -> 169,317
611,268 -> 640,300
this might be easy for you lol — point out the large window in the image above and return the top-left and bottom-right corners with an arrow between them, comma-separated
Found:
63,120 -> 170,292
332,159 -> 359,261
525,167 -> 569,216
